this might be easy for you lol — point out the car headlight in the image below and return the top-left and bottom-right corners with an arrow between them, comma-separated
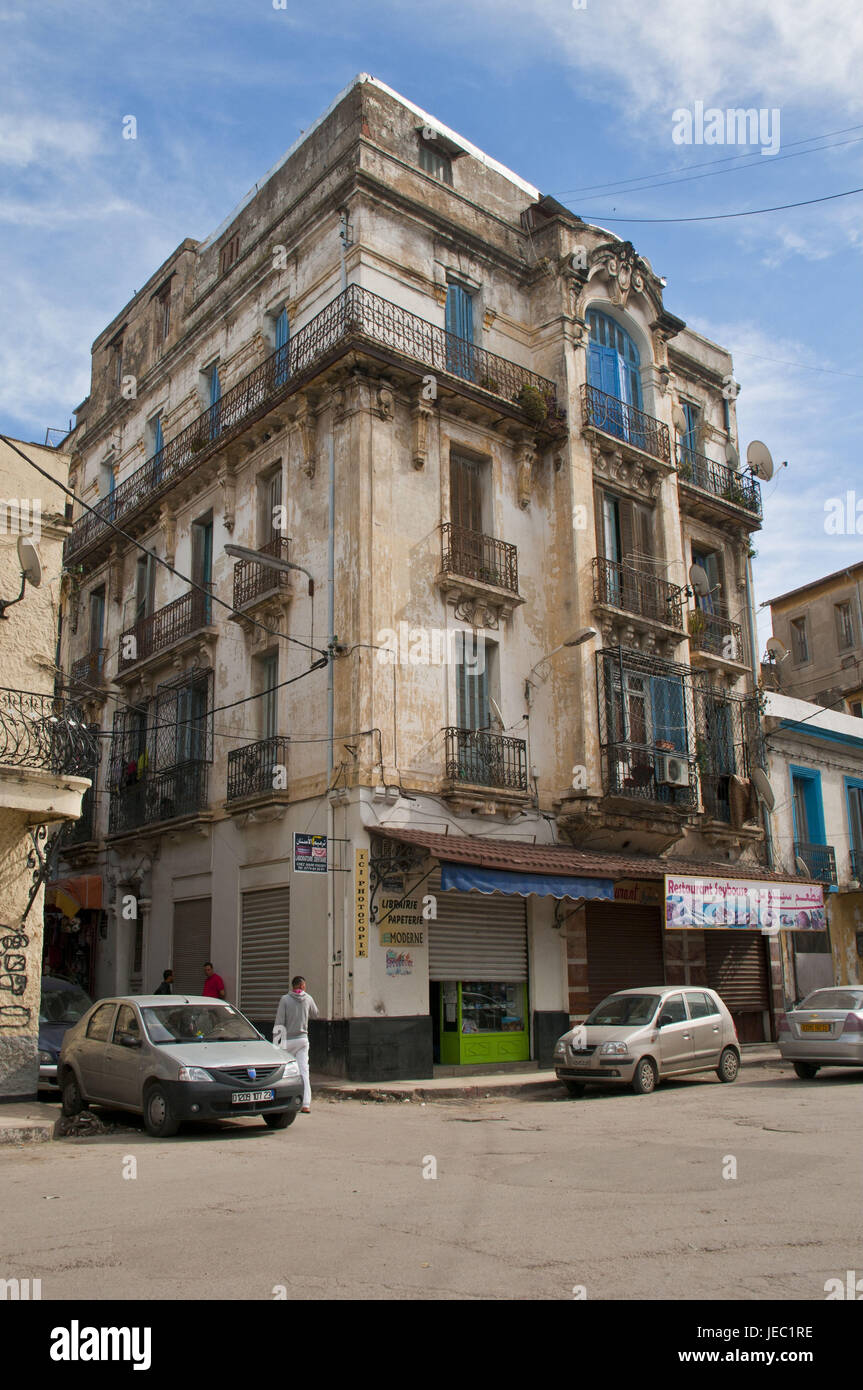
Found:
178,1066 -> 213,1082
281,1061 -> 300,1078
553,1040 -> 566,1056
39,1050 -> 55,1065
599,1041 -> 629,1056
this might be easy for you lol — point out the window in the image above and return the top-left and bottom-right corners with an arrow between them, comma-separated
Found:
259,651 -> 279,742
835,601 -> 855,652
456,632 -> 493,732
112,1004 -> 141,1043
135,553 -> 156,623
680,401 -> 700,461
691,547 -> 724,618
273,306 -> 290,386
88,587 -> 105,662
587,309 -> 642,411
445,283 -> 475,381
99,460 -> 116,518
791,766 -> 826,847
660,995 -> 687,1024
450,452 -> 488,535
420,141 -> 452,184
685,991 -> 718,1019
846,781 -> 863,874
259,467 -> 283,546
109,335 -> 124,388
851,700 -> 863,719
790,616 -> 810,664
206,363 -> 221,440
219,234 -> 240,277
191,515 -> 213,623
147,412 -> 164,461
155,284 -> 171,342
86,1003 -> 116,1041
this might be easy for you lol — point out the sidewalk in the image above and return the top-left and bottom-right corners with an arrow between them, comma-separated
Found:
311,1043 -> 784,1104
0,1100 -> 57,1145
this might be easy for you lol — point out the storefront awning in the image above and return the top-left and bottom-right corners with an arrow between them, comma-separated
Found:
440,862 -> 614,900
45,875 -> 103,917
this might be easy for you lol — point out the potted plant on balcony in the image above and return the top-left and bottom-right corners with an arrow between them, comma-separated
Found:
479,373 -> 501,394
687,608 -> 707,639
721,477 -> 749,506
514,384 -> 548,425
677,456 -> 693,482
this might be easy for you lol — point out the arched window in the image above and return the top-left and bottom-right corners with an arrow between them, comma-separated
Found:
587,309 -> 642,410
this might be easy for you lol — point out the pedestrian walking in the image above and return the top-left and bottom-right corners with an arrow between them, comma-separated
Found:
202,962 -> 226,999
154,969 -> 174,995
273,976 -> 318,1113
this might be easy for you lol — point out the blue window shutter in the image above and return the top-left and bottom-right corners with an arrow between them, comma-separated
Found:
275,309 -> 289,351
446,285 -> 473,342
210,365 -> 221,407
153,416 -> 163,457
651,677 -> 686,751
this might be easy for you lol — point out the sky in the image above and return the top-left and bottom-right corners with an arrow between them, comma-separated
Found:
1,0 -> 861,651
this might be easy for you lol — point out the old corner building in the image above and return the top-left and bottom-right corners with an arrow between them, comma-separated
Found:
54,75 -> 825,1081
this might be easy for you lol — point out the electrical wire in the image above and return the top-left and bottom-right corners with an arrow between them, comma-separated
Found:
573,184 -> 863,224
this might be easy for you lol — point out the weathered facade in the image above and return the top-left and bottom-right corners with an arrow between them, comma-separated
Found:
59,76 -> 790,1078
0,436 -> 95,1099
767,562 -> 863,716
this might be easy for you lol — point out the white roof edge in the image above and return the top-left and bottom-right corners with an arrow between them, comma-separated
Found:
764,690 -> 863,740
200,73 -> 540,252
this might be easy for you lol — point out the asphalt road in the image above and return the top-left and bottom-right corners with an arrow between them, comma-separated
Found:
3,1063 -> 861,1301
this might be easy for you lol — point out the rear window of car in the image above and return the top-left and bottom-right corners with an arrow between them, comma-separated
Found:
585,994 -> 662,1026
798,989 -> 863,1011
140,1003 -> 260,1044
86,1003 -> 116,1041
40,984 -> 92,1025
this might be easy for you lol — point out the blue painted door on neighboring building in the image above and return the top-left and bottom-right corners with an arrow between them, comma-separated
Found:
587,310 -> 643,446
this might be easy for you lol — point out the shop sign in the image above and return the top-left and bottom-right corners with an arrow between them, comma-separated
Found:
665,875 -> 825,934
293,833 -> 327,873
385,950 -> 413,976
355,849 -> 369,958
614,879 -> 663,905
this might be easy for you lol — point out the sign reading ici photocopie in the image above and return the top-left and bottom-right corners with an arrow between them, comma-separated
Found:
293,832 -> 328,872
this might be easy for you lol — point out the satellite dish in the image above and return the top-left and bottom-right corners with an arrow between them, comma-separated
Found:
17,536 -> 42,588
488,696 -> 505,729
766,637 -> 788,663
795,856 -> 811,878
751,767 -> 775,812
725,441 -> 739,469
689,563 -> 710,597
747,440 -> 774,481
672,405 -> 688,435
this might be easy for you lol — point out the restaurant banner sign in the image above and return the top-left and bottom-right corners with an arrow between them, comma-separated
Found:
665,875 -> 825,934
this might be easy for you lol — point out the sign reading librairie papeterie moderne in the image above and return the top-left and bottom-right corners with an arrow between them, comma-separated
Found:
293,832 -> 327,872
664,875 -> 825,934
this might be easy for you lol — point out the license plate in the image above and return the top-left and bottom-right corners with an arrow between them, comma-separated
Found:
800,1023 -> 830,1033
231,1089 -> 275,1103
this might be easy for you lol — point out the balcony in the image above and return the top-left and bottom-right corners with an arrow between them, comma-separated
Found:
232,537 -> 292,612
687,609 -> 744,665
699,740 -> 752,825
593,557 -> 685,633
118,590 -> 212,675
108,760 -> 209,835
601,739 -> 697,810
436,523 -> 523,626
677,447 -> 762,522
227,736 -> 291,804
444,727 -> 529,793
61,780 -> 97,846
70,648 -> 107,689
67,286 -> 565,564
581,384 -> 671,466
0,689 -> 98,777
795,841 -> 838,887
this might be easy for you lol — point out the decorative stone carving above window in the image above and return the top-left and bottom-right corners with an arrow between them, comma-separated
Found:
590,442 -> 663,500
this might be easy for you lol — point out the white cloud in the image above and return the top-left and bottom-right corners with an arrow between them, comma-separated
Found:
0,114 -> 102,168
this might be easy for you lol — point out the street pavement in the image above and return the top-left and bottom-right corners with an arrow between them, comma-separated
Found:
1,1060 -> 860,1301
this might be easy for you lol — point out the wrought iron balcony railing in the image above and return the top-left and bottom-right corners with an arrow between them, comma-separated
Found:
601,739 -> 697,809
440,523 -> 519,594
70,648 -> 107,687
444,726 -> 528,792
581,384 -> 671,465
61,780 -> 97,845
227,735 -> 291,802
699,740 -> 751,823
67,285 -> 563,560
108,760 -> 209,834
232,537 -> 292,610
794,841 -> 838,887
593,557 -> 684,629
0,689 -> 99,777
118,589 -> 211,673
687,608 -> 743,662
677,446 -> 762,517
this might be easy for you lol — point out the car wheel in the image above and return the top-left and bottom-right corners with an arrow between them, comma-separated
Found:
793,1062 -> 819,1080
631,1057 -> 658,1095
263,1109 -> 296,1129
717,1047 -> 740,1083
143,1084 -> 180,1138
61,1073 -> 85,1117
563,1082 -> 586,1098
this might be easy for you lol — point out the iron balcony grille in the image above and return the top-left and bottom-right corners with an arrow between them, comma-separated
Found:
601,739 -> 697,809
232,537 -> 291,610
687,609 -> 743,662
61,779 -> 97,845
440,523 -> 519,593
593,557 -> 684,629
0,689 -> 99,777
70,648 -> 107,687
794,841 -> 838,887
227,736 -> 291,802
67,285 -> 563,560
677,446 -> 762,517
118,589 -> 211,673
444,726 -> 528,792
699,740 -> 752,823
108,760 -> 209,834
581,383 -> 671,465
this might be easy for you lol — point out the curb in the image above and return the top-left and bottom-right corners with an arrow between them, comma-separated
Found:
0,1118 -> 55,1146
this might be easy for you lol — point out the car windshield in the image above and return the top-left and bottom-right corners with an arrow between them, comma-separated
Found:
39,984 -> 92,1025
797,989 -> 863,1012
585,994 -> 662,1026
140,1004 -> 261,1044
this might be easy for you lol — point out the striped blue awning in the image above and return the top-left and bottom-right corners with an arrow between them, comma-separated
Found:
440,862 -> 614,900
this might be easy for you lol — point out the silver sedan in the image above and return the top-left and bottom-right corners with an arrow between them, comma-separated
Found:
778,986 -> 863,1078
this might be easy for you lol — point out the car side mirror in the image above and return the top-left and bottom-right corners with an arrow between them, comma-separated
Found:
658,1013 -> 673,1028
118,1033 -> 142,1048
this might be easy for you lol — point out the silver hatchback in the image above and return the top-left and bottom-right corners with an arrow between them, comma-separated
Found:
553,986 -> 741,1096
59,996 -> 303,1136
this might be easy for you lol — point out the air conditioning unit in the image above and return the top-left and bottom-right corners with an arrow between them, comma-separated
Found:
656,754 -> 690,787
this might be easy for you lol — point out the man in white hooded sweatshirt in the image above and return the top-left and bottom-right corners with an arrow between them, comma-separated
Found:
273,976 -> 318,1113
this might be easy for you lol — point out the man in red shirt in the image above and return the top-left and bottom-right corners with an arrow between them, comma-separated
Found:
202,962 -> 226,999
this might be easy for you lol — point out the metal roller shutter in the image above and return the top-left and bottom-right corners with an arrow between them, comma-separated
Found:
428,871 -> 527,982
705,931 -> 769,1041
240,886 -> 290,1019
586,902 -> 664,1008
172,898 -> 211,996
